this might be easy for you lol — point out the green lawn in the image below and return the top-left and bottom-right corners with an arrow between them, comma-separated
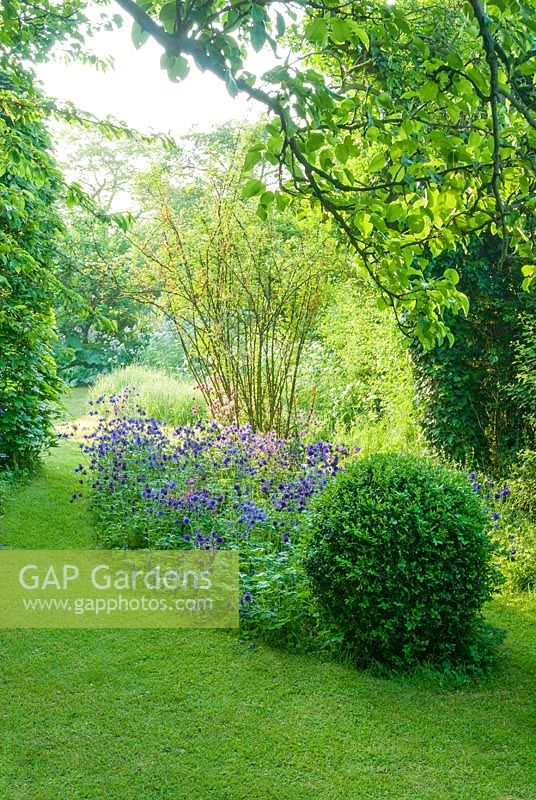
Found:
1,390 -> 535,800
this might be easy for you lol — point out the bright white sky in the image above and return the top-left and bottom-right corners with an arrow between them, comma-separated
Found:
36,2 -> 273,137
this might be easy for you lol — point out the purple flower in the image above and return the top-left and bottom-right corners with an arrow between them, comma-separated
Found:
81,398 -> 353,554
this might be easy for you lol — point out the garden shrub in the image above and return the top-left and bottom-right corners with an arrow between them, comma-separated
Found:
297,281 -> 418,452
305,453 -> 502,671
505,450 -> 536,523
508,453 -> 536,590
0,68 -> 63,470
412,235 -> 536,470
137,172 -> 333,437
56,328 -> 136,387
512,318 -> 536,434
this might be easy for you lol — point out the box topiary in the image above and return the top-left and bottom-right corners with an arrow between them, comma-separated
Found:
305,453 -> 502,671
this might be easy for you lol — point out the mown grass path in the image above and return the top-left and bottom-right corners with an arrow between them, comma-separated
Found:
0,390 -> 535,800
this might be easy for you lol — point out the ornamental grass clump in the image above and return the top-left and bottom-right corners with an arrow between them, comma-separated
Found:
305,453 -> 502,672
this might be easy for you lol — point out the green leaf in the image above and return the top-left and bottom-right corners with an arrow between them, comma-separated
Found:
421,81 -> 439,101
256,203 -> 268,220
355,27 -> 370,49
365,126 -> 380,141
242,178 -> 265,198
357,214 -> 373,237
307,132 -> 325,152
276,12 -> 286,37
443,190 -> 457,210
251,5 -> 266,24
330,19 -> 351,43
244,148 -> 263,170
159,2 -> 176,33
459,293 -> 470,316
226,72 -> 239,97
377,92 -> 393,109
443,268 -> 460,285
305,17 -> 328,46
250,23 -> 266,52
259,190 -> 275,206
386,203 -> 404,222
275,192 -> 289,211
162,55 -> 190,82
369,153 -> 386,172
131,21 -> 149,49
335,141 -> 349,163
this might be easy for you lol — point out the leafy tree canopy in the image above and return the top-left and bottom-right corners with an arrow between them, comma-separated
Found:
0,65 -> 64,468
0,0 -> 115,62
2,0 -> 535,347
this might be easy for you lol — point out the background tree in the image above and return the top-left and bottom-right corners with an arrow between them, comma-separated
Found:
53,127 -> 159,385
0,1 -> 146,466
0,67 -> 64,468
108,0 -> 536,347
3,0 -> 534,343
52,123 -> 245,385
412,235 -> 536,468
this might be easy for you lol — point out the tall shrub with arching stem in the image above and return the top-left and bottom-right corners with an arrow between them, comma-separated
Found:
136,170 -> 335,436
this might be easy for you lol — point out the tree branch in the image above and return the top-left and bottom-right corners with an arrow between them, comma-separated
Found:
467,0 -> 507,252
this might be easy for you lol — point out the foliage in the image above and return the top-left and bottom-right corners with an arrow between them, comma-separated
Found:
56,325 -> 139,387
0,67 -> 64,470
297,281 -> 419,449
477,453 -> 536,592
137,169 -> 334,436
134,318 -> 190,376
89,366 -> 205,427
505,450 -> 536,524
512,316 -> 536,430
503,523 -> 536,592
54,127 -> 156,386
0,1 -> 106,63
78,391 -> 352,644
3,428 -> 536,800
4,0 -> 535,341
97,0 -> 536,347
412,235 -> 536,468
54,125 -> 260,388
305,453 -> 502,671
